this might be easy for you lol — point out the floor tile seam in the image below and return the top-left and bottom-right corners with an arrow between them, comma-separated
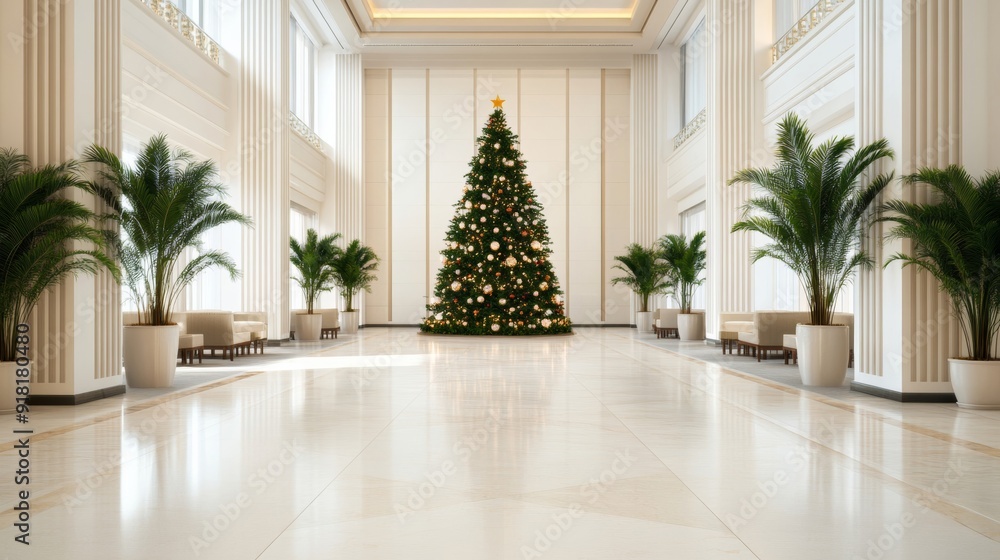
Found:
565,330 -> 763,560
625,333 -> 1000,459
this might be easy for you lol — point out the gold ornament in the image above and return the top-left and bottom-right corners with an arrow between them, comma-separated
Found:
491,96 -> 505,108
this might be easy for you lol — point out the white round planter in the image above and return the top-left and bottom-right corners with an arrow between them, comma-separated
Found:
635,311 -> 653,333
341,311 -> 359,334
796,324 -> 849,387
678,312 -> 705,341
123,324 -> 180,388
0,362 -> 18,414
949,359 -> 1000,409
297,313 -> 323,341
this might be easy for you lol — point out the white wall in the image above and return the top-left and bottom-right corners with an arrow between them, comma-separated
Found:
364,67 -> 632,326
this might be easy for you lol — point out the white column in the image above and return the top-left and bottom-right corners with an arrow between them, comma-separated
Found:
0,0 -> 125,402
704,0 -> 757,337
630,54 -> 658,247
240,0 -> 290,340
853,0 -> 962,399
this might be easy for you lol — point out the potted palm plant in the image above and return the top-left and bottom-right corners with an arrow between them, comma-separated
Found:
611,243 -> 673,333
290,228 -> 341,341
882,166 -> 1000,408
0,150 -> 117,413
730,114 -> 893,386
330,239 -> 379,334
659,231 -> 707,340
86,135 -> 251,388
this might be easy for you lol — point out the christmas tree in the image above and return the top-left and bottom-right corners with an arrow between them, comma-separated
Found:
420,97 -> 572,335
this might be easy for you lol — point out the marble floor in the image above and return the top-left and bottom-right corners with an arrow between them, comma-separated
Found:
2,328 -> 999,559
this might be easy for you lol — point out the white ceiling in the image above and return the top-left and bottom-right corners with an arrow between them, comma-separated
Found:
315,0 -> 688,56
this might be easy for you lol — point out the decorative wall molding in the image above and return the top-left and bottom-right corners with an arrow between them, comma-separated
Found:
672,108 -> 705,149
771,0 -> 850,65
290,112 -> 323,150
138,0 -> 221,65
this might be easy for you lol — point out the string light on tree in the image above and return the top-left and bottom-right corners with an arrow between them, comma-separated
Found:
420,98 -> 572,335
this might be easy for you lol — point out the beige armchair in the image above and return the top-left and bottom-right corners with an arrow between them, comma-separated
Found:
184,311 -> 252,361
719,312 -> 754,334
317,308 -> 340,339
737,311 -> 811,361
234,312 -> 268,353
653,308 -> 679,339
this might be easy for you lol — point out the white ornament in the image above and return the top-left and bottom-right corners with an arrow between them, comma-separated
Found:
531,241 -> 541,250
435,313 -> 443,320
490,241 -> 500,251
479,158 -> 485,164
505,256 -> 517,267
491,324 -> 500,332
533,291 -> 539,297
467,298 -> 473,304
487,254 -> 494,261
459,222 -> 465,229
542,319 -> 552,328
483,193 -> 491,200
494,143 -> 500,149
517,279 -> 523,284
480,217 -> 486,223
455,269 -> 461,275
545,309 -> 553,316
499,298 -> 507,305
509,307 -> 516,313
481,204 -> 487,210
470,224 -> 477,230
451,281 -> 461,291
465,201 -> 472,209
493,227 -> 499,233
500,176 -> 506,182
540,282 -> 549,291
532,220 -> 538,225
477,296 -> 484,303
517,217 -> 523,222
484,285 -> 493,294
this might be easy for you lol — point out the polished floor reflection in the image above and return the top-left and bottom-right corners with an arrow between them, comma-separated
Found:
2,328 -> 999,559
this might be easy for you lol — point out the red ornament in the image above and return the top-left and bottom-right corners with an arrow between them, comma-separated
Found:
506,207 -> 513,212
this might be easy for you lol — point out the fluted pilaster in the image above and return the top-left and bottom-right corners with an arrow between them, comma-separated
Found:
331,54 -> 364,243
705,0 -> 755,335
240,0 -> 290,340
854,0 -> 962,397
20,0 -> 123,398
630,54 -> 658,247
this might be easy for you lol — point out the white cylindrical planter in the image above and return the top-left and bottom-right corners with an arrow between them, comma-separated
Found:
0,362 -> 18,414
636,311 -> 653,333
948,359 -> 1000,409
341,311 -> 359,334
123,324 -> 180,388
796,324 -> 849,387
678,312 -> 705,341
297,313 -> 322,341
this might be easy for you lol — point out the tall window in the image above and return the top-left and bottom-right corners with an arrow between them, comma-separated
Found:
774,0 -> 819,40
680,18 -> 707,126
680,202 -> 706,311
290,16 -> 317,128
173,0 -> 219,38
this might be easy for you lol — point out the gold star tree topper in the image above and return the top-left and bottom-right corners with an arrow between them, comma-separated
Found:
491,95 -> 505,108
